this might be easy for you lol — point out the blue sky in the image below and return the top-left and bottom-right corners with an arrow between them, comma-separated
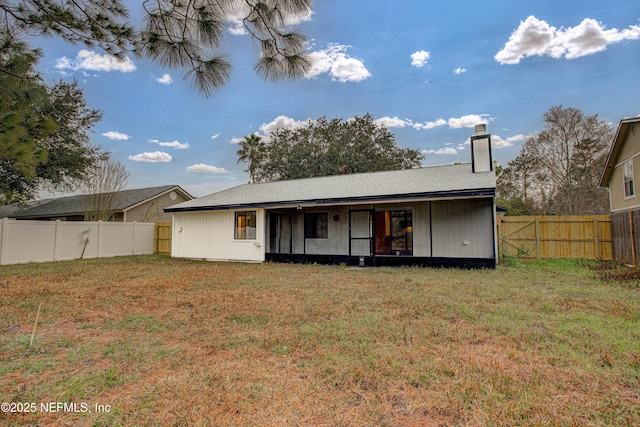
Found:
32,0 -> 640,197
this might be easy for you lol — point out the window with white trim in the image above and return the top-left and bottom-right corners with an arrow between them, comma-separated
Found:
623,159 -> 635,198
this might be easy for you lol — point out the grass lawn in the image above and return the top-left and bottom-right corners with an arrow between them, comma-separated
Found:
0,256 -> 639,426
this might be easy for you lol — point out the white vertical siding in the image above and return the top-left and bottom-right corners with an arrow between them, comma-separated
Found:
413,202 -> 431,257
431,199 -> 494,259
172,209 -> 265,262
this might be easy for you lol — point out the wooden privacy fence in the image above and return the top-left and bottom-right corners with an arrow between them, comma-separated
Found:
155,222 -> 172,255
498,215 -> 612,260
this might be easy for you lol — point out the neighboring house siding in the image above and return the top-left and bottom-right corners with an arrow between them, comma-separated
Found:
609,126 -> 640,212
172,210 -> 266,262
431,198 -> 494,259
126,191 -> 190,222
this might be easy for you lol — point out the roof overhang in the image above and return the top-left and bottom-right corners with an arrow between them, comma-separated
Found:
165,188 -> 496,213
600,117 -> 640,187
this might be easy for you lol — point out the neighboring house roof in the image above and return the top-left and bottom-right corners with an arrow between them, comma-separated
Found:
0,200 -> 50,218
600,117 -> 640,187
11,185 -> 192,219
166,164 -> 496,213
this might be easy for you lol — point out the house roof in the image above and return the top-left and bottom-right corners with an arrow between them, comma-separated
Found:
11,185 -> 191,219
600,117 -> 640,187
0,200 -> 49,218
166,164 -> 496,213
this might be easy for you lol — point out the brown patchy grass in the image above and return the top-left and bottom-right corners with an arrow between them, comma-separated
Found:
0,256 -> 639,426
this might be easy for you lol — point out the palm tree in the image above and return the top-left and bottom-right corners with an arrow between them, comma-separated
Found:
236,134 -> 266,183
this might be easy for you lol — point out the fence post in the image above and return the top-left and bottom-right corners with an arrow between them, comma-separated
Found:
97,221 -> 103,258
535,217 -> 541,259
593,219 -> 600,261
53,220 -> 62,261
132,221 -> 137,255
630,211 -> 637,266
154,223 -> 159,255
0,217 -> 8,265
497,217 -> 503,259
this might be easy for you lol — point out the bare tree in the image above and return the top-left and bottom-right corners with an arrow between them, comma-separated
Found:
81,155 -> 129,221
497,106 -> 613,215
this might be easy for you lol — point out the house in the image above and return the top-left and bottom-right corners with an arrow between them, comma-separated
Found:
165,130 -> 497,268
599,117 -> 640,264
11,185 -> 192,222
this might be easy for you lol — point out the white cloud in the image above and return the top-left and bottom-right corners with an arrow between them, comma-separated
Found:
186,164 -> 227,173
453,67 -> 467,74
149,139 -> 190,150
102,131 -> 131,141
374,116 -> 413,128
461,133 -> 525,149
155,73 -> 173,84
495,16 -> 640,64
491,134 -> 525,148
413,118 -> 447,130
306,44 -> 371,82
128,152 -> 172,162
225,2 -> 312,36
447,114 -> 492,129
229,137 -> 244,144
410,50 -> 430,67
421,147 -> 458,155
224,4 -> 248,35
211,133 -> 221,140
260,115 -> 308,135
378,114 -> 493,131
54,49 -> 136,73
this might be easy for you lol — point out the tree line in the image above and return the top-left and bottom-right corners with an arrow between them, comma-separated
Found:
0,34 -> 128,217
238,106 -> 615,217
496,106 -> 612,215
236,114 -> 423,183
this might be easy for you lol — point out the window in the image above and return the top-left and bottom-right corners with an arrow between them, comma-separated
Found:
235,211 -> 256,239
304,212 -> 328,239
624,159 -> 635,198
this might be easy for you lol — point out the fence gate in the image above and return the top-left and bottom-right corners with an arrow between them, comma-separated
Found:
155,222 -> 172,255
498,215 -> 612,260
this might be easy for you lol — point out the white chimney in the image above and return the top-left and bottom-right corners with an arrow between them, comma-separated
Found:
474,124 -> 487,136
470,123 -> 493,173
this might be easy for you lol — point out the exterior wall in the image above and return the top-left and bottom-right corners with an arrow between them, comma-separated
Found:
302,206 -> 350,255
173,198 -> 495,264
431,198 -> 495,259
375,202 -> 431,257
126,191 -> 190,222
172,209 -> 265,262
266,199 -> 492,260
609,123 -> 640,212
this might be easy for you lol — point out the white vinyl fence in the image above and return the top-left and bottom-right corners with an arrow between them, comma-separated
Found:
0,218 -> 155,265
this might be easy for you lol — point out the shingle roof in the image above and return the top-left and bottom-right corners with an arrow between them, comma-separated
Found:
12,185 -> 187,218
166,164 -> 496,212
